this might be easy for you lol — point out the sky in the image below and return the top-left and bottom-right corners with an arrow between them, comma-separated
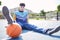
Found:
0,0 -> 60,13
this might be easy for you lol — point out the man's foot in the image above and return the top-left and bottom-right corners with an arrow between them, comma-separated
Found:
39,28 -> 53,34
47,26 -> 60,35
2,6 -> 13,24
44,28 -> 53,34
47,31 -> 53,35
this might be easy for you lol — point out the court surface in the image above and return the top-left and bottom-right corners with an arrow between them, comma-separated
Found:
0,19 -> 60,40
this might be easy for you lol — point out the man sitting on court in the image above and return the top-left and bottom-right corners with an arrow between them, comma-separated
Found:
13,3 -> 51,34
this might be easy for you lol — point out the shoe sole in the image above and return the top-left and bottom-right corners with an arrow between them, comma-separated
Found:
49,26 -> 60,35
2,6 -> 13,24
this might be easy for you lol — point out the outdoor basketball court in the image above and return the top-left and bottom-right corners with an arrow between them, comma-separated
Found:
0,19 -> 60,40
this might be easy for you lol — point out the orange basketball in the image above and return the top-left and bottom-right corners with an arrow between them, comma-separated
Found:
6,23 -> 22,38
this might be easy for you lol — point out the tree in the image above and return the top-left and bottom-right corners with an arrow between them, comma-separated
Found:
0,1 -> 1,5
40,10 -> 46,20
57,5 -> 60,11
57,5 -> 60,20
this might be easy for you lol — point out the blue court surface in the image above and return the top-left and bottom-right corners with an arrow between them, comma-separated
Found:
0,19 -> 60,40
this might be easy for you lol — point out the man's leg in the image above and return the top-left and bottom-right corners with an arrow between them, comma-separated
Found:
23,23 -> 53,33
2,6 -> 13,24
17,22 -> 28,30
48,26 -> 60,35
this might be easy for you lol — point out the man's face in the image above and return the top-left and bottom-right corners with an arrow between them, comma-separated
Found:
19,6 -> 25,11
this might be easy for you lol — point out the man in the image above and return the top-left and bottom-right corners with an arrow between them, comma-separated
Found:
12,3 -> 52,33
2,3 -> 53,34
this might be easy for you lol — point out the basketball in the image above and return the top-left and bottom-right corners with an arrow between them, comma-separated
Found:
6,23 -> 22,38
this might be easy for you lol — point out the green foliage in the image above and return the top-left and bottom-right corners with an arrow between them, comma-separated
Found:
0,15 -> 5,19
39,10 -> 46,20
57,5 -> 60,11
36,18 -> 39,20
40,10 -> 46,16
0,1 -> 1,5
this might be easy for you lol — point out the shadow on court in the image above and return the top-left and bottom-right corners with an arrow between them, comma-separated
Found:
8,37 -> 23,40
7,30 -> 60,40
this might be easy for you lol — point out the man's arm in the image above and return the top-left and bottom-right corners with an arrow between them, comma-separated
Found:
13,14 -> 16,21
26,11 -> 30,22
26,14 -> 29,22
